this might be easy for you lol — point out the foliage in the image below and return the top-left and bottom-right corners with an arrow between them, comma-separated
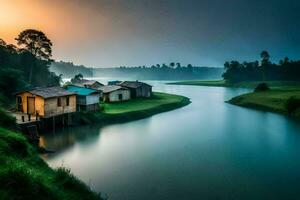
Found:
0,127 -> 104,200
70,73 -> 84,83
15,29 -> 52,60
254,83 -> 270,92
0,34 -> 60,107
222,51 -> 300,83
285,96 -> 300,114
228,88 -> 300,118
50,61 -> 93,78
0,108 -> 16,129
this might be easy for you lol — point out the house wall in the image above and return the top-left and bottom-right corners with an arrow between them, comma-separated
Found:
136,85 -> 152,97
44,95 -> 76,118
86,94 -> 100,105
107,89 -> 130,102
17,92 -> 45,116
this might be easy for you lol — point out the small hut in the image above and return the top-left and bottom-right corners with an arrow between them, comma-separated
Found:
99,85 -> 130,102
118,81 -> 152,98
16,87 -> 77,118
66,85 -> 100,111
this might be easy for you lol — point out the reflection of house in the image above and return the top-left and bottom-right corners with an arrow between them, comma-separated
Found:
119,81 -> 152,98
99,85 -> 130,102
66,86 -> 100,111
16,87 -> 77,118
73,79 -> 104,89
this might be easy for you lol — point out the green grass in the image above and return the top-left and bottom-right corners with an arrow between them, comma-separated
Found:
168,80 -> 300,89
228,87 -> 300,118
78,92 -> 191,125
0,126 -> 104,200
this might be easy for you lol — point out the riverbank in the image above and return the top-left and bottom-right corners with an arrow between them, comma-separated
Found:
78,92 -> 191,125
0,126 -> 104,200
168,80 -> 300,89
228,88 -> 300,118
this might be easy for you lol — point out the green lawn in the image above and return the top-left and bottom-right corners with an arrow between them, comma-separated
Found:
101,92 -> 189,114
228,88 -> 300,117
168,80 -> 300,89
78,92 -> 190,124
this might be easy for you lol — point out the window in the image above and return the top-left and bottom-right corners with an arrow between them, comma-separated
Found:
57,98 -> 62,107
66,96 -> 70,106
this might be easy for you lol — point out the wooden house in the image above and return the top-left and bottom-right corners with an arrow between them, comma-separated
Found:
16,87 -> 77,118
66,85 -> 100,111
118,81 -> 152,98
99,85 -> 130,102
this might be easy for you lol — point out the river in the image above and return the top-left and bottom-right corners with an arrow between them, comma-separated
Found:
41,81 -> 300,200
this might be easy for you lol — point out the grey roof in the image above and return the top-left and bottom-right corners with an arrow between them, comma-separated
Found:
19,87 -> 76,99
99,85 -> 127,93
119,81 -> 152,88
76,79 -> 103,86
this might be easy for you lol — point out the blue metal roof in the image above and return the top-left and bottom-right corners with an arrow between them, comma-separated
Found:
66,86 -> 98,96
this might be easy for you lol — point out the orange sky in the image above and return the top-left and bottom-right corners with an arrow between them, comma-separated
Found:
0,0 -> 112,64
1,0 -> 299,67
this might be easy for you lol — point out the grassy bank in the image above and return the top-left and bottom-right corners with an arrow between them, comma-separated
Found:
0,127 -> 104,200
78,92 -> 191,125
168,80 -> 300,89
228,88 -> 300,118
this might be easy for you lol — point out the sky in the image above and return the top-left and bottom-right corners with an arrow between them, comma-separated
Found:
1,0 -> 300,68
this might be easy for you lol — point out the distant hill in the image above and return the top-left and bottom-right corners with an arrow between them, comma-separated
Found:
50,61 -> 93,78
92,66 -> 224,80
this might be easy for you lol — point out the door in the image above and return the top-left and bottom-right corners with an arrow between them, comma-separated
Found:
118,94 -> 123,101
27,97 -> 35,115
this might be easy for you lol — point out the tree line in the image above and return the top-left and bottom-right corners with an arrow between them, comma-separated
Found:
222,51 -> 300,82
0,29 -> 60,106
93,63 -> 223,80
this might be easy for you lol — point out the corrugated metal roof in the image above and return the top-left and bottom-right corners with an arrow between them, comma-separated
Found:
66,86 -> 98,96
18,87 -> 76,99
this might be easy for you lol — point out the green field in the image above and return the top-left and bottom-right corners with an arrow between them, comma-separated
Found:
78,92 -> 191,124
168,80 -> 300,89
228,88 -> 300,118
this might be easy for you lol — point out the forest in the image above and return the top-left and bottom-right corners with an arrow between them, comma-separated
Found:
0,30 -> 60,106
93,64 -> 223,80
222,51 -> 300,83
50,61 -> 93,78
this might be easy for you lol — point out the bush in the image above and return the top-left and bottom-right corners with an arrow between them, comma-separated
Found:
285,96 -> 300,114
0,108 -> 16,129
254,83 -> 270,92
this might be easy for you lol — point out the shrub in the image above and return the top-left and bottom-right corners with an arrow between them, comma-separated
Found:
254,83 -> 270,92
0,108 -> 16,128
285,96 -> 300,114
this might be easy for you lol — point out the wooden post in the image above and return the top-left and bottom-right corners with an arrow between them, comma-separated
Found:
28,114 -> 31,121
52,116 -> 55,133
22,116 -> 25,122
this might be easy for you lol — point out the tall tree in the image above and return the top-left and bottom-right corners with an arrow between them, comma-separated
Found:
260,51 -> 270,81
15,29 -> 53,83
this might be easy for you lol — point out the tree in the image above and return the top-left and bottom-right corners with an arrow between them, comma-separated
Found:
0,39 -> 6,47
260,51 -> 270,81
170,62 -> 175,68
176,62 -> 181,69
15,29 -> 53,84
71,73 -> 83,83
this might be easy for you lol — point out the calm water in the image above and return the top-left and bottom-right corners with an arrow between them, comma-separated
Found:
41,81 -> 300,200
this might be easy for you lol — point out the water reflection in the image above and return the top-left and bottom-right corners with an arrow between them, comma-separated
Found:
41,81 -> 300,200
